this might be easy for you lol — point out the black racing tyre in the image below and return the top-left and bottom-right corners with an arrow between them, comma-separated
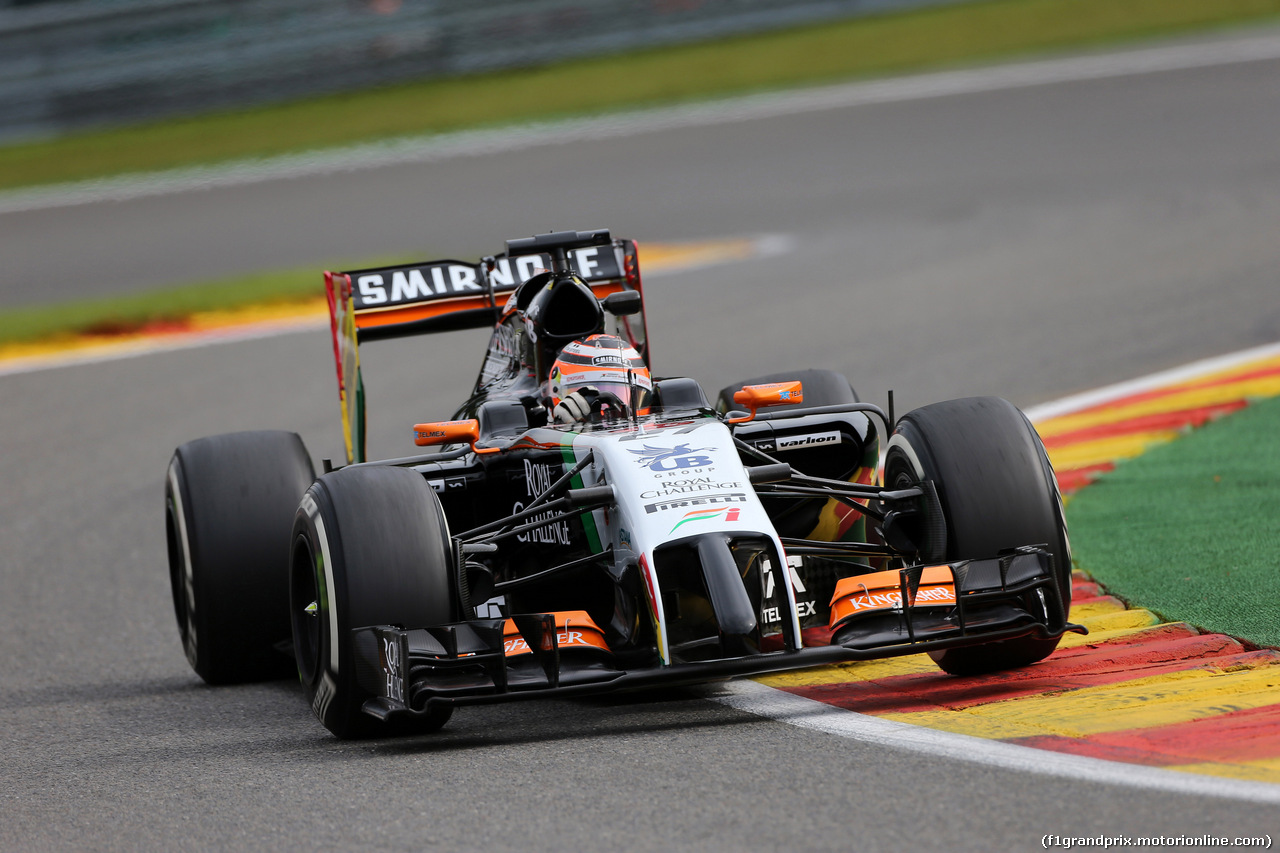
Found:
165,430 -> 314,684
716,368 -> 858,414
290,465 -> 457,739
883,397 -> 1071,676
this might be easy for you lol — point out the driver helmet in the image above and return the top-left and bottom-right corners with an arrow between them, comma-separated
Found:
548,334 -> 652,422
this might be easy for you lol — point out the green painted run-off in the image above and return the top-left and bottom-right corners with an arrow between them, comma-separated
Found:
1067,394 -> 1280,648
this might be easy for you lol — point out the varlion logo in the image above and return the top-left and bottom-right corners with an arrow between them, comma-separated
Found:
778,431 -> 840,450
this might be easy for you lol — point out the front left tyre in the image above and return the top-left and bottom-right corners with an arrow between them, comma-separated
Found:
165,430 -> 315,684
884,397 -> 1071,676
290,465 -> 457,739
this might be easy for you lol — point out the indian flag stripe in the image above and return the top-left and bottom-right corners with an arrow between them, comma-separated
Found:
670,508 -> 723,532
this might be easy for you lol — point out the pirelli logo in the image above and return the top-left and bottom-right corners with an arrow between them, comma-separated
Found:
644,492 -> 748,514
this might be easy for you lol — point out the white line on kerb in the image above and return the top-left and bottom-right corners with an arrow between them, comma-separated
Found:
1022,340 -> 1280,423
709,680 -> 1280,804
3,30 -> 1280,215
709,342 -> 1280,804
5,266 -> 1276,798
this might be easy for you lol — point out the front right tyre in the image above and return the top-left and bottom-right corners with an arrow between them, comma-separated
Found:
165,430 -> 314,684
290,465 -> 457,739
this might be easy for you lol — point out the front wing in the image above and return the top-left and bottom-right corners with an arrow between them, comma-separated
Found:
353,549 -> 1085,721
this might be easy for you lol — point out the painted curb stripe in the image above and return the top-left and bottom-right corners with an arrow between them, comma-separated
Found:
1042,353 -> 1280,495
782,648 -> 1273,717
736,344 -> 1280,794
1011,703 -> 1280,769
1022,342 -> 1280,423
0,306 -> 329,378
876,665 -> 1280,740
13,250 -> 1277,793
1046,431 -> 1180,473
709,679 -> 1280,804
1055,462 -> 1115,495
0,237 -> 781,377
1039,403 -> 1247,449
1039,378 -> 1280,445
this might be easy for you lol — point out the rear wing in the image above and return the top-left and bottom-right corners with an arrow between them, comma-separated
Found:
325,234 -> 644,464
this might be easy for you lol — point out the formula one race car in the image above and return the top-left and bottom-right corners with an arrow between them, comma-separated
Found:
165,229 -> 1082,738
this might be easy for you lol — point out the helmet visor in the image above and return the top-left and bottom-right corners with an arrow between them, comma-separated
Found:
554,367 -> 653,415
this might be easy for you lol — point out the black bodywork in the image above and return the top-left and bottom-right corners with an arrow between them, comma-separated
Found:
317,230 -> 1083,725
165,229 -> 1083,738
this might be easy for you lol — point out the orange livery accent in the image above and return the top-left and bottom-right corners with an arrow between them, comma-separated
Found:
828,565 -> 957,626
413,419 -> 481,448
728,381 -> 804,424
501,611 -> 611,657
355,293 -> 498,330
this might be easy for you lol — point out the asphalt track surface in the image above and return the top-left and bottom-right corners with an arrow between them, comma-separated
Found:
4,32 -> 1280,852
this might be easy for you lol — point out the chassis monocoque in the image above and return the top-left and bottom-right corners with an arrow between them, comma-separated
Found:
165,229 -> 1082,738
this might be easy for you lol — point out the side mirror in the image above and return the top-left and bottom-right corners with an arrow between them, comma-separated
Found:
413,419 -> 499,454
602,289 -> 642,316
727,381 -> 803,424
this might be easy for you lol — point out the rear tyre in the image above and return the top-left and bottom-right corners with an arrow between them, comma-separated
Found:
884,397 -> 1071,676
716,368 -> 857,413
165,430 -> 314,684
291,466 -> 456,739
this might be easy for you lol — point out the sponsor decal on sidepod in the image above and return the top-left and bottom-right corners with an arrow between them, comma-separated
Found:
777,430 -> 840,450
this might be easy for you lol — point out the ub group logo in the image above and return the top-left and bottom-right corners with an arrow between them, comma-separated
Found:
629,443 -> 716,472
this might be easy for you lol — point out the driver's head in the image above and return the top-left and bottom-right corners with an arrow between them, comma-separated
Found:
548,334 -> 652,423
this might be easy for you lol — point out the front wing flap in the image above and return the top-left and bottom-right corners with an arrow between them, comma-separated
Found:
828,546 -> 1078,649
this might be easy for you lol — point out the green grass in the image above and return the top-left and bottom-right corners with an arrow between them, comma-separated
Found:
1066,395 -> 1280,648
3,0 -> 1280,192
4,0 -> 1280,347
0,255 -> 416,346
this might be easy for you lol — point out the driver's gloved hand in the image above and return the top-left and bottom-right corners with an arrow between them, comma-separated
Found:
554,387 -> 600,424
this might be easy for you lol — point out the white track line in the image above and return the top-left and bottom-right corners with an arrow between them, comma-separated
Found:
1023,340 -> 1280,422
710,680 -> 1280,804
0,234 -> 793,378
4,30 -> 1280,215
711,341 -> 1280,803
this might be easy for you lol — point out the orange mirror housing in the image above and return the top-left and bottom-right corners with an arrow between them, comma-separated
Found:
728,381 -> 804,424
413,419 -> 481,447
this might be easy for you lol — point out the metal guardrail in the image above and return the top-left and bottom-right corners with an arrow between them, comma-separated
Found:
0,0 -> 973,142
